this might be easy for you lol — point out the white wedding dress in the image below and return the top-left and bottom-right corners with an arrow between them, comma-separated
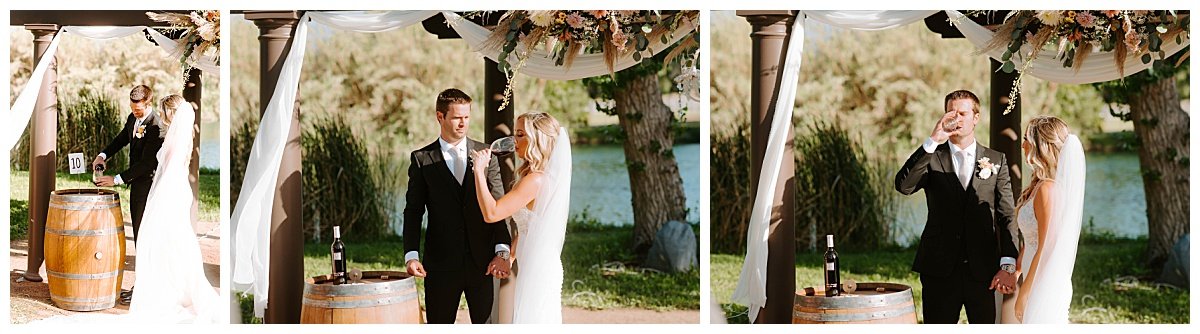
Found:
33,102 -> 221,324
508,128 -> 572,324
1000,134 -> 1086,324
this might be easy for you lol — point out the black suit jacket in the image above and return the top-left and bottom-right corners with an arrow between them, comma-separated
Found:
895,142 -> 1018,280
403,139 -> 511,273
101,112 -> 164,185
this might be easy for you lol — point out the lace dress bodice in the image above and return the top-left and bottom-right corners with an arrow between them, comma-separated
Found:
1016,195 -> 1039,276
512,207 -> 533,243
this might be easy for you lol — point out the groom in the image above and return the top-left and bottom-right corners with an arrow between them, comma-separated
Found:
895,90 -> 1019,324
404,88 -> 512,324
92,85 -> 163,305
93,84 -> 163,242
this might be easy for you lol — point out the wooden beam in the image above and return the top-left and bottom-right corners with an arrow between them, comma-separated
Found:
11,10 -> 194,27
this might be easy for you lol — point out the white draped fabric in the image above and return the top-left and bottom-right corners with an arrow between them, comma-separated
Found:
6,26 -> 220,151
730,10 -> 1188,323
947,10 -> 1190,84
230,10 -> 694,318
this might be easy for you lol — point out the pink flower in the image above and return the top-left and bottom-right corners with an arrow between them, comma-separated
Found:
1102,10 -> 1120,18
1077,11 -> 1097,28
611,30 -> 628,51
588,10 -> 608,18
566,12 -> 585,29
1124,29 -> 1141,50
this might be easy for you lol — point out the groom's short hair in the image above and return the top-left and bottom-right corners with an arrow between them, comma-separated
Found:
944,90 -> 980,114
436,88 -> 472,114
130,85 -> 152,103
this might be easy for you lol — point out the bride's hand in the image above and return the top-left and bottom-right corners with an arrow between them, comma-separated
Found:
1015,290 -> 1028,322
471,149 -> 492,175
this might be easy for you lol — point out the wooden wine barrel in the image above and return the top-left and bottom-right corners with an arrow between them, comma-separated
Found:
793,282 -> 918,324
301,270 -> 421,324
44,189 -> 126,311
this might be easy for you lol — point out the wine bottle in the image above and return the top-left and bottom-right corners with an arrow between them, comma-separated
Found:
331,226 -> 347,285
824,234 -> 840,297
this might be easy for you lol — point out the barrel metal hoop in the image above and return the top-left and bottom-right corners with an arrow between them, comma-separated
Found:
796,293 -> 913,309
305,279 -> 416,296
49,293 -> 117,303
47,269 -> 120,280
792,305 -> 916,322
49,202 -> 120,210
302,293 -> 417,309
46,227 -> 124,237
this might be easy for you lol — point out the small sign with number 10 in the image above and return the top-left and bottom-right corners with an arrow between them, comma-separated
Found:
68,152 -> 86,174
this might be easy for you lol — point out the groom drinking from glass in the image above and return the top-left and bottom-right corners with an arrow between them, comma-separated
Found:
92,85 -> 164,304
895,90 -> 1020,324
404,88 -> 512,323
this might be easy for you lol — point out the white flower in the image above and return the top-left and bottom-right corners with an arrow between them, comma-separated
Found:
979,167 -> 994,179
529,11 -> 556,27
198,22 -> 218,42
1037,11 -> 1064,26
977,157 -> 1000,180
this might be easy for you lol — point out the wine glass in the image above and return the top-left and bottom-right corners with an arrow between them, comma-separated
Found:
490,136 -> 515,157
92,164 -> 105,185
942,113 -> 962,133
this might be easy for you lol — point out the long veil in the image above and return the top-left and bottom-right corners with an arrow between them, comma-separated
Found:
511,127 -> 572,324
1022,134 -> 1085,323
127,101 -> 222,323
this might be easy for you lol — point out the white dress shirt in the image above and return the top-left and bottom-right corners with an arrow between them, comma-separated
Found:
921,137 -> 1015,267
405,136 -> 510,264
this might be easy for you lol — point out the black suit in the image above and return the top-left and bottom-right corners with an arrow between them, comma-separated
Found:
895,142 -> 1017,324
403,138 -> 510,324
101,112 -> 164,242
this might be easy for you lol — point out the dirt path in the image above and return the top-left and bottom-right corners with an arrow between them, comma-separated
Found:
9,219 -> 221,324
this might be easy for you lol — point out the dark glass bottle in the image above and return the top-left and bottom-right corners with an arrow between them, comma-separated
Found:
824,234 -> 840,297
332,226 -> 347,285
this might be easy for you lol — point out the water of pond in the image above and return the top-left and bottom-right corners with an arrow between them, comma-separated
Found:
389,143 -> 700,232
200,121 -> 219,169
891,152 -> 1147,247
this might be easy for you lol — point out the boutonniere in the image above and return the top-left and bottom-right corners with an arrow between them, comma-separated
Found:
977,157 -> 1000,180
135,125 -> 147,139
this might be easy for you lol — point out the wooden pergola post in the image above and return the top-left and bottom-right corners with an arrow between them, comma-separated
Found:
23,23 -> 59,283
484,59 -> 516,189
737,10 -> 797,324
245,10 -> 304,324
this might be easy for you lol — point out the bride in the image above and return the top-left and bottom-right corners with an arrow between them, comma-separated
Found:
35,95 -> 221,324
1000,116 -> 1086,324
469,112 -> 571,324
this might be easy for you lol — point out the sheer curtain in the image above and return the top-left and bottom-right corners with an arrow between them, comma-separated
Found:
7,26 -> 220,151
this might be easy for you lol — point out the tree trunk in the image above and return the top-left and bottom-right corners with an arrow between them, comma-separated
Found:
1127,76 -> 1190,270
613,72 -> 688,256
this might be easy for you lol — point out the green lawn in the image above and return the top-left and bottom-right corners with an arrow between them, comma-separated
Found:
711,236 -> 1189,324
9,170 -> 221,240
239,222 -> 700,323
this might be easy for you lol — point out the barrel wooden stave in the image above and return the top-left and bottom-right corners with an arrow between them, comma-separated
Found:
301,271 -> 421,324
44,189 -> 126,311
793,282 -> 918,324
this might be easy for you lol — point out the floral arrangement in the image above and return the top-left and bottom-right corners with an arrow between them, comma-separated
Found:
966,10 -> 1189,114
468,10 -> 701,108
147,10 -> 220,78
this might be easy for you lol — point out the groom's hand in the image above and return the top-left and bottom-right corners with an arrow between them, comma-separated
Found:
990,270 -> 1017,294
92,156 -> 106,171
487,256 -> 511,279
95,176 -> 116,187
930,112 -> 957,144
406,259 -> 427,278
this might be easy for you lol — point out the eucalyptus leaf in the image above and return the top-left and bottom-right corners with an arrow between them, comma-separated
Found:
1156,24 -> 1168,34
1002,61 -> 1015,73
633,52 -> 642,62
661,34 -> 669,44
1141,53 -> 1152,64
641,24 -> 653,34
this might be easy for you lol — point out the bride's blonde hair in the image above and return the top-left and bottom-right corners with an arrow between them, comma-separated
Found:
516,112 -> 562,177
1018,116 -> 1070,208
158,94 -> 186,128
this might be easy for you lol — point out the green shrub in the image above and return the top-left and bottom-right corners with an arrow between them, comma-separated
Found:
795,121 -> 894,251
11,90 -> 127,172
301,115 -> 398,242
708,117 -> 754,254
